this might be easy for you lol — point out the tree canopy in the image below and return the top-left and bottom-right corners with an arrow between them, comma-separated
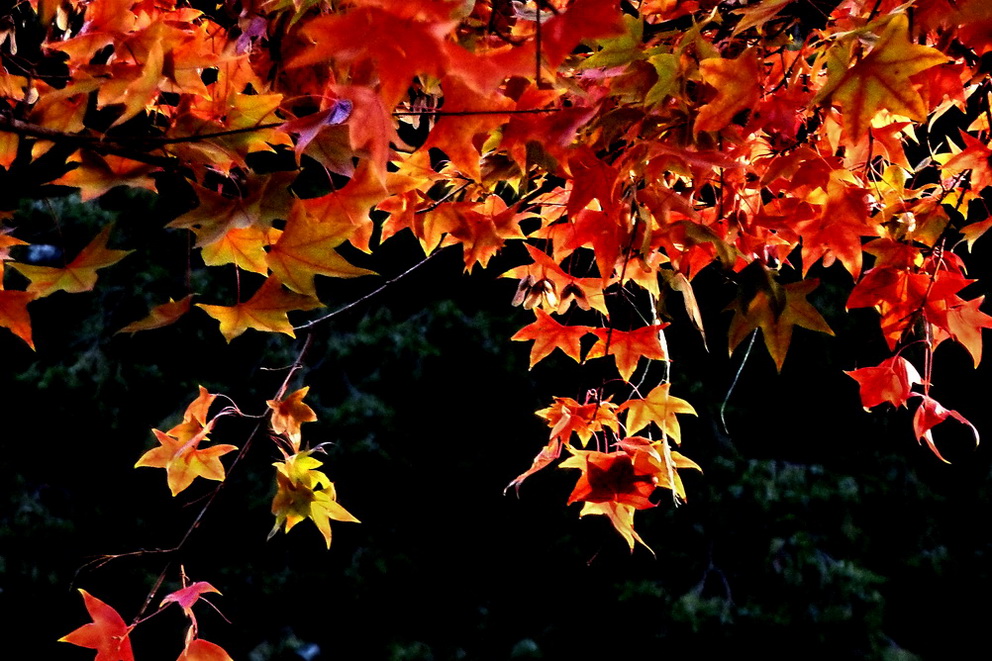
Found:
3,0 -> 992,658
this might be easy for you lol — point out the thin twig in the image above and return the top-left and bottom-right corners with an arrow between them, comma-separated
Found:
720,329 -> 757,435
392,108 -> 560,117
294,251 -> 440,331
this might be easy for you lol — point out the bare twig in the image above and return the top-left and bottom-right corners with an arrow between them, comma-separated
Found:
294,251 -> 441,331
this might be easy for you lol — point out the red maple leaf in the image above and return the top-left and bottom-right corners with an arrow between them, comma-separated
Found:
912,394 -> 979,463
587,324 -> 669,382
60,590 -> 135,661
845,356 -> 922,409
561,449 -> 656,510
510,308 -> 592,367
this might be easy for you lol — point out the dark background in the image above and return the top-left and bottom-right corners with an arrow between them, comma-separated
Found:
3,186 -> 992,660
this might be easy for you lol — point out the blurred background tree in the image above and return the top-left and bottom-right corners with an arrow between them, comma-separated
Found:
3,189 -> 991,660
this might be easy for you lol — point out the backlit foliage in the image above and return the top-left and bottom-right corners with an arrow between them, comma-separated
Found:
3,0 -> 990,656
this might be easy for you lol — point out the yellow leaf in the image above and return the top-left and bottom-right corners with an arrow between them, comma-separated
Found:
9,225 -> 131,297
201,226 -> 281,275
196,277 -> 323,342
266,202 -> 374,297
117,295 -> 193,334
620,383 -> 697,442
269,450 -> 359,548
823,14 -> 947,144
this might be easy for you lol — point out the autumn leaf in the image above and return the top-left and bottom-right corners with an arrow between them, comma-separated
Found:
267,386 -> 318,450
9,225 -> 131,298
728,277 -> 834,371
117,295 -> 193,334
161,582 -> 221,618
941,296 -> 992,367
912,394 -> 979,463
135,386 -> 237,496
694,50 -> 762,134
576,500 -> 653,554
60,589 -> 134,661
162,581 -> 223,633
942,131 -> 992,192
0,289 -> 35,349
420,75 -> 513,181
845,356 -> 922,409
732,0 -> 794,35
197,277 -> 323,342
52,152 -> 156,202
587,324 -> 669,382
302,159 -> 390,252
619,436 -> 702,502
504,438 -> 562,495
820,14 -> 947,144
797,171 -> 872,278
289,5 -> 450,107
168,184 -> 265,248
619,383 -> 697,442
177,639 -> 233,661
201,226 -> 280,276
540,0 -> 626,68
135,428 -> 238,496
502,243 -> 609,316
560,449 -> 656,510
510,308 -> 592,367
168,386 -> 216,443
266,202 -> 375,297
536,396 -> 620,447
269,449 -> 359,548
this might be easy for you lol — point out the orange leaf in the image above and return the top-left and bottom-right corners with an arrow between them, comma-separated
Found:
168,386 -> 217,443
177,638 -> 233,661
59,589 -> 135,661
942,131 -> 992,192
267,386 -> 318,450
0,289 -> 35,349
797,172 -> 872,278
728,277 -> 833,371
536,396 -> 620,447
135,428 -> 238,496
266,203 -> 374,297
290,6 -> 450,108
52,152 -> 157,202
942,296 -> 992,367
196,277 -> 323,342
619,436 -> 702,502
823,14 -> 946,144
587,324 -> 668,382
502,243 -> 609,316
201,226 -> 280,276
504,438 -> 562,495
302,159 -> 390,253
694,50 -> 762,134
9,225 -> 132,298
421,76 -> 513,181
117,295 -> 193,334
510,308 -> 592,367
